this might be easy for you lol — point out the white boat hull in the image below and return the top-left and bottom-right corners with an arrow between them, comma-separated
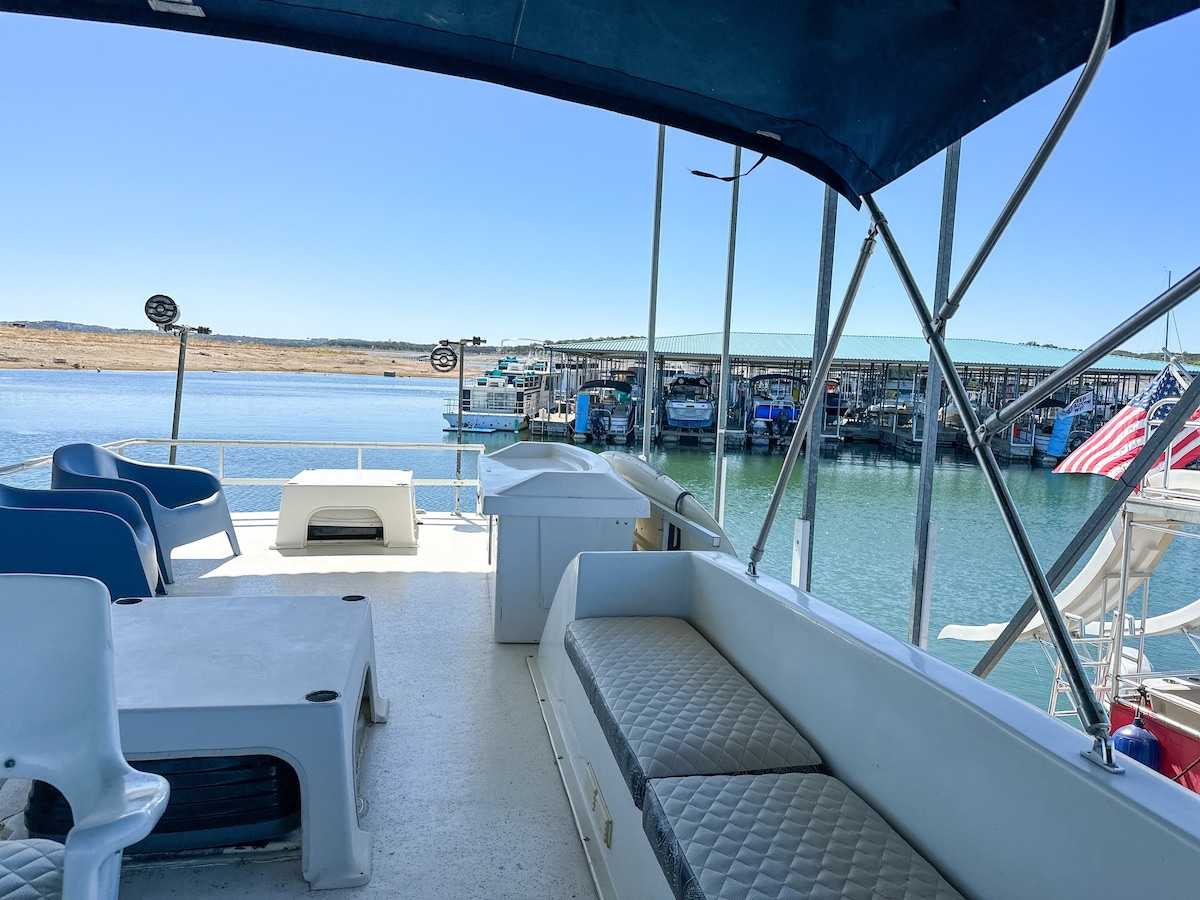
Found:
665,401 -> 714,429
442,412 -> 527,432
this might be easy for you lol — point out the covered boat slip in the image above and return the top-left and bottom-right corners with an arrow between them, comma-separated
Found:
0,510 -> 599,900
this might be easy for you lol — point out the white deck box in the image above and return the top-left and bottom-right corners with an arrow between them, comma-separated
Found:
479,443 -> 648,642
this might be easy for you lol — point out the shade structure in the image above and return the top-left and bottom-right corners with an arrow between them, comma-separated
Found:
3,1 -> 1198,202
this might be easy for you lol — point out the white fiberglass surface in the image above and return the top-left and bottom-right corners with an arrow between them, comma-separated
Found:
486,442 -> 595,471
80,513 -> 594,899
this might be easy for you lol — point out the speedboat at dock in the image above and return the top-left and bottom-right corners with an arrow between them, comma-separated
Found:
662,375 -> 716,431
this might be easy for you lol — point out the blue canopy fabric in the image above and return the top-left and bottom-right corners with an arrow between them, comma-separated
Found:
3,1 -> 1197,202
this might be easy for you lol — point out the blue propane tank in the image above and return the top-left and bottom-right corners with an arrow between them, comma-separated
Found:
1112,715 -> 1162,772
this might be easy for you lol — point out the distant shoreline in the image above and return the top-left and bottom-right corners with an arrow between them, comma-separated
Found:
0,326 -> 490,377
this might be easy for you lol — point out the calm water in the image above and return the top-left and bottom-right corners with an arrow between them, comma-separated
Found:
3,368 -> 1198,712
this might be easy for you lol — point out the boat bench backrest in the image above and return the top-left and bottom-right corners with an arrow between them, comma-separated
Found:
542,550 -> 1200,900
562,612 -> 965,900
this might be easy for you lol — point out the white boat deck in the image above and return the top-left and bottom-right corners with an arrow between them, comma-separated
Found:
1,511 -> 598,900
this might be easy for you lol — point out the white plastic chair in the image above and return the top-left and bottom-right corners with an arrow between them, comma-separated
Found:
0,574 -> 169,900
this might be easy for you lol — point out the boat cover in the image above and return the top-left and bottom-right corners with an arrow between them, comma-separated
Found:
4,2 -> 1198,202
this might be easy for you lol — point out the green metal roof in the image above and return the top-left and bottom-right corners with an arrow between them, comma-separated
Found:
547,333 -> 1168,374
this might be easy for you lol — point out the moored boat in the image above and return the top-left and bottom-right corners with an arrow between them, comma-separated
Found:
662,375 -> 715,430
442,353 -> 549,433
744,374 -> 804,447
572,379 -> 638,444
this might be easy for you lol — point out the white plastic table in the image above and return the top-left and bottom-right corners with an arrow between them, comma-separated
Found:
111,594 -> 390,889
274,468 -> 418,551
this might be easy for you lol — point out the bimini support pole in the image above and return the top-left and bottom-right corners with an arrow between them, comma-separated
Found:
642,124 -> 666,459
910,141 -> 961,647
747,224 -> 875,578
865,195 -> 1116,767
935,0 -> 1116,329
980,267 -> 1200,438
797,186 -> 839,592
713,145 -> 741,523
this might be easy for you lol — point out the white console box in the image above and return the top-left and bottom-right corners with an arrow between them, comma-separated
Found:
479,443 -> 648,642
274,468 -> 418,552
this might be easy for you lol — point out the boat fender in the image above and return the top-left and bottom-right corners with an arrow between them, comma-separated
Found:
1112,714 -> 1161,772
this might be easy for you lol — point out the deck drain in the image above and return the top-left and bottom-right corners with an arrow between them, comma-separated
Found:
114,597 -> 143,605
341,594 -> 365,602
306,690 -> 340,703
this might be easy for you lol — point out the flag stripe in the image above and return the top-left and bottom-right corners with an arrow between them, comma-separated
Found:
1054,366 -> 1198,479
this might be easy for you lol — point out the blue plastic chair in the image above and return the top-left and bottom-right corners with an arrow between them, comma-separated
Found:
0,483 -> 163,599
51,443 -> 240,584
0,574 -> 170,900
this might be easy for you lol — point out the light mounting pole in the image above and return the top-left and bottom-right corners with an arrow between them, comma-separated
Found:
432,336 -> 485,513
144,295 -> 210,465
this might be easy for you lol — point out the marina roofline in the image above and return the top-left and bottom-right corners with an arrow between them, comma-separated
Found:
547,333 -> 1172,375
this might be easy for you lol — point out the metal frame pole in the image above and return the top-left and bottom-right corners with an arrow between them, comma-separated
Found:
936,0 -> 1116,326
643,124 -> 666,459
865,194 -> 1113,755
451,335 -> 484,515
713,145 -> 741,522
980,267 -> 1200,436
748,225 -> 875,576
455,339 -> 466,514
910,141 -> 961,647
169,327 -> 188,465
799,186 -> 838,591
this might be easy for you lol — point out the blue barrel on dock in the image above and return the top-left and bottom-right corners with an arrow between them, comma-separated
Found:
1113,715 -> 1161,772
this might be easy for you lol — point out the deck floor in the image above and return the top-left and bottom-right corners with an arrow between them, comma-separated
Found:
4,512 -> 598,899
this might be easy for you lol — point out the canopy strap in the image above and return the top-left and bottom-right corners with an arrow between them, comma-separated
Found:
691,151 -> 768,182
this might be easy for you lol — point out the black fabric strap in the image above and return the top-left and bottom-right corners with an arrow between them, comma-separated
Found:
690,151 -> 769,182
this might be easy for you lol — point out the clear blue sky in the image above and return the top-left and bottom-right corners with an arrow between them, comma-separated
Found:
1,10 -> 1197,353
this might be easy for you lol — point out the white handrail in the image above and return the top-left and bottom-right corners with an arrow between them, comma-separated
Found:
0,437 -> 488,513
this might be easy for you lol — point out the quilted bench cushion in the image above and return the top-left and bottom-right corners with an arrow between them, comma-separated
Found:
0,838 -> 65,899
565,616 -> 823,808
643,773 -> 965,900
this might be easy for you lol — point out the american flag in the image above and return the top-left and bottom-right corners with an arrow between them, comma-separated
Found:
1054,365 -> 1200,478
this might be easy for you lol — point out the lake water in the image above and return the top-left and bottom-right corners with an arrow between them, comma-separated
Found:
4,368 -> 1198,713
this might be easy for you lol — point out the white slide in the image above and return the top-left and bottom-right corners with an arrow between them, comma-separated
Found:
938,509 -> 1180,642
